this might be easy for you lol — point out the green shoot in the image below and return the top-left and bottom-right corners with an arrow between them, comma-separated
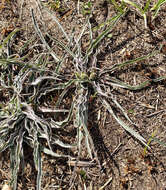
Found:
82,1 -> 92,15
122,0 -> 166,27
108,0 -> 126,13
143,129 -> 157,156
0,28 -> 20,50
122,0 -> 148,27
151,0 -> 166,19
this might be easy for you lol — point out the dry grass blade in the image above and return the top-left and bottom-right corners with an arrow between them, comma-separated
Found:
55,86 -> 73,107
99,177 -> 113,190
38,107 -> 69,113
67,160 -> 96,167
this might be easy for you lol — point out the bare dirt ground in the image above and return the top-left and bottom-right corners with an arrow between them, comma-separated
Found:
0,0 -> 166,189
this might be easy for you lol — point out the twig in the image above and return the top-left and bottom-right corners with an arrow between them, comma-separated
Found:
67,160 -> 96,167
146,110 -> 165,117
99,177 -> 112,190
111,143 -> 123,156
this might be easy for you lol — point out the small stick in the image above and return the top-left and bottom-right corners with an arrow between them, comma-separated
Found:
99,177 -> 113,190
67,160 -> 96,167
146,110 -> 165,117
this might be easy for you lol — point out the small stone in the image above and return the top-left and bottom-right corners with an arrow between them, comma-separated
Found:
2,183 -> 12,190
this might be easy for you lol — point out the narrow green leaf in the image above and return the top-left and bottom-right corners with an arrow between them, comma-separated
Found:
107,77 -> 150,90
0,58 -> 49,71
51,136 -> 76,148
112,97 -> 135,125
31,9 -> 60,62
152,76 -> 166,82
122,0 -> 144,14
10,129 -> 25,190
103,99 -> 149,147
46,33 -> 76,59
52,103 -> 74,128
144,0 -> 152,12
86,10 -> 126,59
33,133 -> 42,190
44,8 -> 70,42
41,147 -> 72,158
31,76 -> 61,86
100,48 -> 161,76
151,0 -> 166,19
0,28 -> 20,49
